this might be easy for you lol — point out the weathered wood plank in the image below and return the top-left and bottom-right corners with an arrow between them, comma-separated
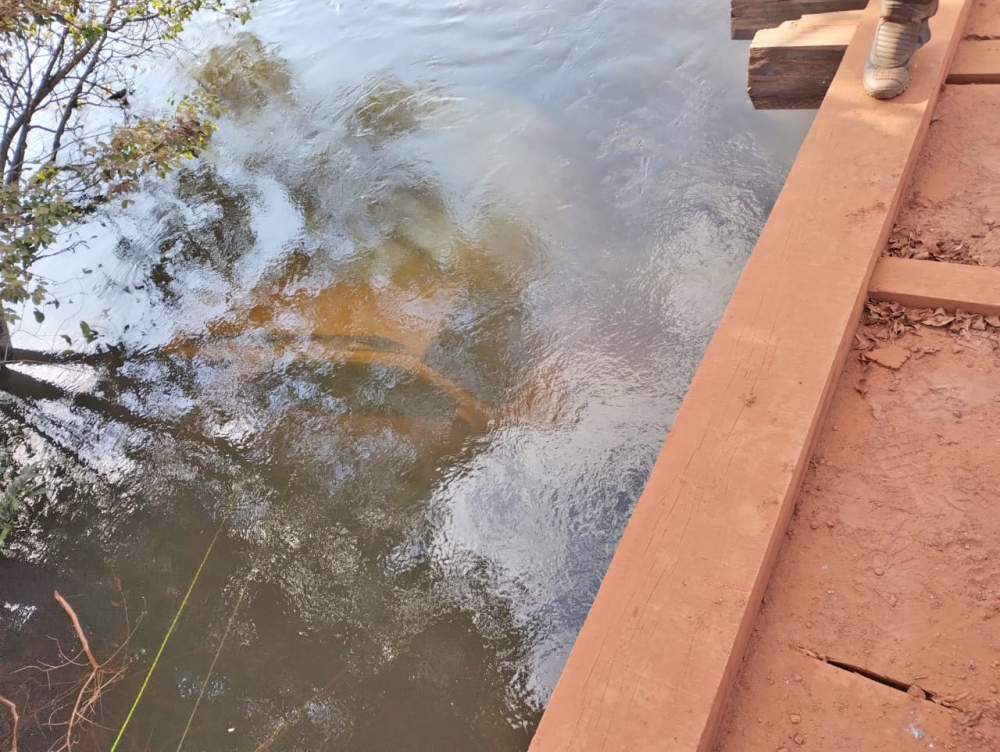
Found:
528,0 -> 973,750
748,11 -> 861,109
732,0 -> 865,40
965,0 -> 1000,37
870,257 -> 1000,315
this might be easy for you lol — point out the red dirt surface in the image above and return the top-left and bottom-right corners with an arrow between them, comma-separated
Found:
887,87 -> 1000,268
716,325 -> 1000,751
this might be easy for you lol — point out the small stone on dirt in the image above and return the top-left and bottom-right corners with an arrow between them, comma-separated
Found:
792,733 -> 805,746
790,714 -> 801,724
809,521 -> 819,530
805,621 -> 814,629
889,595 -> 898,606
867,344 -> 910,370
874,567 -> 885,576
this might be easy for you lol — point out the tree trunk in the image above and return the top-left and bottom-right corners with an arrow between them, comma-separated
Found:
0,317 -> 11,365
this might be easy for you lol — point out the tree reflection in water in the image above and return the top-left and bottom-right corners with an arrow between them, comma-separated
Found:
0,34 -> 546,752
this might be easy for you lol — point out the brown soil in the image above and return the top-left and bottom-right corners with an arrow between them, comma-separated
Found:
886,87 -> 1000,268
716,323 -> 1000,751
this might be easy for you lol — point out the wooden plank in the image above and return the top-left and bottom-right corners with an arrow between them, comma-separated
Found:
528,0 -> 973,750
869,256 -> 1000,315
748,11 -> 861,109
966,0 -> 1000,37
744,7 -> 997,96
948,40 -> 1000,84
731,0 -> 865,40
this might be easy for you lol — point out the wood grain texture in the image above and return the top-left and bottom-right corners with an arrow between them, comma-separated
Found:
748,11 -> 860,109
529,0 -> 973,750
731,0 -> 865,40
870,257 -> 1000,315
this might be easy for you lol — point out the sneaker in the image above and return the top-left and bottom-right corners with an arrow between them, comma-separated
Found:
863,0 -> 938,99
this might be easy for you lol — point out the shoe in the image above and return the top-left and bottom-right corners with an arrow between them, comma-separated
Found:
863,0 -> 938,100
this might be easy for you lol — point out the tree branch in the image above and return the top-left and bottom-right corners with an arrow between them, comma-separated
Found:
0,694 -> 18,752
54,590 -> 100,672
51,38 -> 106,162
2,1 -> 118,184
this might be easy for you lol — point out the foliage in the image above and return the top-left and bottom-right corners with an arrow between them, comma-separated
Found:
194,32 -> 291,116
0,0 -> 250,336
0,451 -> 46,546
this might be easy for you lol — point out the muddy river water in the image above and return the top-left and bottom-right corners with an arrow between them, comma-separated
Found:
1,0 -> 810,748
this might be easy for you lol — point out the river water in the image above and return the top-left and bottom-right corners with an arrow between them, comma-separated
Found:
1,0 -> 810,748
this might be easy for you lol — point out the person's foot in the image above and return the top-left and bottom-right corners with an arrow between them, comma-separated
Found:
863,0 -> 938,100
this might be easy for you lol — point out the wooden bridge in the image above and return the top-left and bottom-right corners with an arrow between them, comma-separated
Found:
742,0 -> 998,109
530,0 -> 1000,748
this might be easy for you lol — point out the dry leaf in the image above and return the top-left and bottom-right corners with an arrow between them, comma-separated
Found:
922,313 -> 955,327
866,345 -> 910,369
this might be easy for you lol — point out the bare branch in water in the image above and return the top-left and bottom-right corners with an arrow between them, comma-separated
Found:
0,694 -> 19,752
53,591 -> 99,672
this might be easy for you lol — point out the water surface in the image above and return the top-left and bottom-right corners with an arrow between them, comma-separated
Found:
0,0 -> 810,748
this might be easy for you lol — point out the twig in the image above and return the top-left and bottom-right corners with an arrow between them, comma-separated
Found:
53,592 -> 99,672
3,584 -> 139,752
0,694 -> 19,752
64,672 -> 95,752
251,668 -> 348,752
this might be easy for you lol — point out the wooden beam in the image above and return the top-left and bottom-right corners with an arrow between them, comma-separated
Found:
745,10 -> 1000,105
732,0 -> 865,40
869,257 -> 1000,315
528,0 -> 973,750
748,11 -> 861,109
966,0 -> 1000,37
948,40 -> 1000,84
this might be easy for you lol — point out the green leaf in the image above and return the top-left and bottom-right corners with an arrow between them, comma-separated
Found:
33,309 -> 44,323
61,334 -> 72,346
79,320 -> 95,342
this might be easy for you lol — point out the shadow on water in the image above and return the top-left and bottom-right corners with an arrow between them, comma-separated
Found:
1,34 -> 546,752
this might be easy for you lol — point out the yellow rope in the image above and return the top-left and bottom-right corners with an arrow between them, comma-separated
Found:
109,522 -> 223,751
